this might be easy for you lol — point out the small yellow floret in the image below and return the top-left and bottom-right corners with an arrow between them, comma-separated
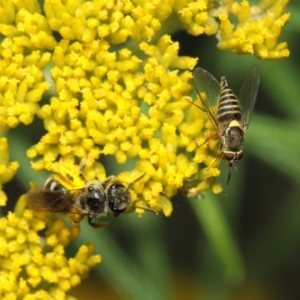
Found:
0,197 -> 100,298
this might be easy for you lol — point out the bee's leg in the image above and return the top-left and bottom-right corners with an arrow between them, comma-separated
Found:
102,176 -> 117,186
79,157 -> 89,181
88,216 -> 109,229
70,208 -> 84,225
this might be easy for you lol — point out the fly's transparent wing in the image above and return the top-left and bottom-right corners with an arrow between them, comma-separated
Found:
193,67 -> 221,130
239,65 -> 260,131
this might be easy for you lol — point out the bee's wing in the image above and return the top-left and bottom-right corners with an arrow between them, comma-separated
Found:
239,65 -> 260,131
26,189 -> 74,213
193,67 -> 221,130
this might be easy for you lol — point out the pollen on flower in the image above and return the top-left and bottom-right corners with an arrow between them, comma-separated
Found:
0,138 -> 19,206
0,31 -> 52,130
212,183 -> 223,194
178,1 -> 218,36
217,0 -> 290,59
0,196 -> 100,298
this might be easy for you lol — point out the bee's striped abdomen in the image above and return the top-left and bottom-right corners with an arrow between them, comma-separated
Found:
217,77 -> 241,123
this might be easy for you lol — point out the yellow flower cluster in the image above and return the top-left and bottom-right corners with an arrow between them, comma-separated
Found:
26,32 -> 221,216
217,0 -> 290,59
0,0 -> 53,130
0,0 -> 290,213
0,196 -> 100,300
0,137 -> 19,206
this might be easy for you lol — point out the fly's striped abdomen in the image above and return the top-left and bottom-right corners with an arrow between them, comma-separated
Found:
217,77 -> 242,123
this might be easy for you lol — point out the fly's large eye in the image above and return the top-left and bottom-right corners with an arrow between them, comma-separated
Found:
224,151 -> 243,161
223,152 -> 235,161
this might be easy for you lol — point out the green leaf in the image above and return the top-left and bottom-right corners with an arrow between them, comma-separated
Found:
247,114 -> 300,182
190,193 -> 246,286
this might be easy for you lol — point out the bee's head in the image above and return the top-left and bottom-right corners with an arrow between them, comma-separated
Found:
106,182 -> 129,217
106,174 -> 158,217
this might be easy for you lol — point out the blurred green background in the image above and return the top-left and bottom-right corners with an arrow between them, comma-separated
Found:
4,2 -> 300,299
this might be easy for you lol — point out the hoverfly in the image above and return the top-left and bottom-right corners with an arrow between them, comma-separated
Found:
26,162 -> 157,228
191,66 -> 260,185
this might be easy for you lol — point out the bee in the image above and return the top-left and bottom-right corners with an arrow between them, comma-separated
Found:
26,163 -> 157,228
191,65 -> 260,185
